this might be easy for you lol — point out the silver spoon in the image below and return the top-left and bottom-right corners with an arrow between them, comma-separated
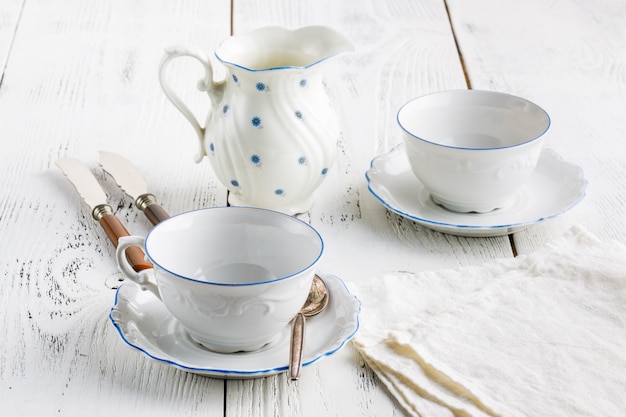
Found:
288,274 -> 330,380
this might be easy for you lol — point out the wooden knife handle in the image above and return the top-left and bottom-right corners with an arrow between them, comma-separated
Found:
143,203 -> 170,226
136,194 -> 170,226
99,212 -> 153,272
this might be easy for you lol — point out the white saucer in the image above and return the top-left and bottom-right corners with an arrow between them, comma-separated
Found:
109,272 -> 360,379
366,144 -> 587,237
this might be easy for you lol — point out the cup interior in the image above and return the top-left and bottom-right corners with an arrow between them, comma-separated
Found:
144,207 -> 323,285
397,90 -> 550,149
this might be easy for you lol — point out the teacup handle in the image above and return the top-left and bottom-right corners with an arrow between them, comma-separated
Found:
158,45 -> 222,163
116,236 -> 160,299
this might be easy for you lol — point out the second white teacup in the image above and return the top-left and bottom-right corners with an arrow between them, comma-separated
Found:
116,207 -> 324,353
398,90 -> 551,213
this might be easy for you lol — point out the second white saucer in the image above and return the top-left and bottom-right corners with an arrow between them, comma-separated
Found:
366,145 -> 587,237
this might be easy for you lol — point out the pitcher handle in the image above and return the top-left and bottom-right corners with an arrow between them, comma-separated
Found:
159,45 -> 215,163
116,236 -> 160,299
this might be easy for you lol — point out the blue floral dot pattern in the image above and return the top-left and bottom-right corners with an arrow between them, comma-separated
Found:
231,180 -> 239,187
295,110 -> 303,119
232,74 -> 238,83
223,105 -> 229,114
321,167 -> 329,175
300,79 -> 307,87
256,82 -> 266,92
209,143 -> 215,153
298,156 -> 307,165
251,116 -> 261,127
251,154 -> 261,165
275,189 -> 285,196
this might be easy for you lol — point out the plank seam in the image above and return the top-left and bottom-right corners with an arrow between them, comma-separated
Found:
508,234 -> 518,257
443,0 -> 472,89
0,0 -> 27,88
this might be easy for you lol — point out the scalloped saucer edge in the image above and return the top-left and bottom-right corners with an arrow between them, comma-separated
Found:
109,272 -> 360,379
366,144 -> 587,237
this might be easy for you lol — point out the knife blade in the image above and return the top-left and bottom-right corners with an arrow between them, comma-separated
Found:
98,151 -> 169,226
55,157 -> 153,272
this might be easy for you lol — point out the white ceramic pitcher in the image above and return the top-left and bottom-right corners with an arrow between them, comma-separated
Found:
159,26 -> 353,214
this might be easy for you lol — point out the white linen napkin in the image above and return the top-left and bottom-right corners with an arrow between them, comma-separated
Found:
349,226 -> 626,417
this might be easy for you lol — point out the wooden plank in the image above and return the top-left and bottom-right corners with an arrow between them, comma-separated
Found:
0,0 -> 230,415
225,1 -> 516,416
447,0 -> 626,251
7,1 -> 616,416
0,0 -> 23,79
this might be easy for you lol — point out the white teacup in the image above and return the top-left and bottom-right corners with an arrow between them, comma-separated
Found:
116,207 -> 324,353
398,90 -> 550,213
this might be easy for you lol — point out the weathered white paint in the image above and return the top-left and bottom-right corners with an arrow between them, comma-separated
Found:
1,0 -> 623,416
0,0 -> 230,415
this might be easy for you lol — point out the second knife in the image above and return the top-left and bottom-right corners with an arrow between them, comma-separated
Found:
56,157 -> 153,272
99,150 -> 170,226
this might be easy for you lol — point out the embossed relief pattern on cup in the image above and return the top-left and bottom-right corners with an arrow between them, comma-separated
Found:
156,276 -> 307,352
180,286 -> 292,319
416,148 -> 541,177
406,140 -> 544,212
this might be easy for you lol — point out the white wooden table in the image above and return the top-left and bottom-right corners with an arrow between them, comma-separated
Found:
1,1 -> 624,416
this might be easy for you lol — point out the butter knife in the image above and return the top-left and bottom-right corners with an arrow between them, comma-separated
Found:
98,151 -> 169,226
56,157 -> 153,272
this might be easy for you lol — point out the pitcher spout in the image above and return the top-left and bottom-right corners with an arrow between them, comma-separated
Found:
215,26 -> 354,71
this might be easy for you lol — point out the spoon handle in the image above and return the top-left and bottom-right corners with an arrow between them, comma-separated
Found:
288,313 -> 306,380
